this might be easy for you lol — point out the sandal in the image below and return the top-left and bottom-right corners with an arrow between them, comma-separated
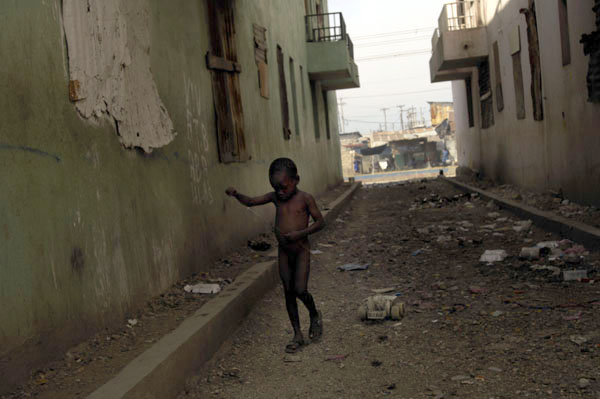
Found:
309,311 -> 323,341
285,339 -> 304,353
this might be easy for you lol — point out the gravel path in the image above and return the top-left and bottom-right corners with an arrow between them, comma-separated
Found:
179,179 -> 600,399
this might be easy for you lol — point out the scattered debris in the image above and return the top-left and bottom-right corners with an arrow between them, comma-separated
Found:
127,319 -> 138,327
248,240 -> 271,251
325,354 -> 347,362
371,360 -> 382,367
469,285 -> 485,294
491,310 -> 504,317
310,250 -> 323,255
563,270 -> 588,281
530,265 -> 562,276
563,312 -> 582,321
371,287 -> 397,294
520,247 -> 541,260
338,263 -> 369,272
479,249 -> 508,263
570,335 -> 589,345
513,220 -> 533,233
184,283 -> 222,294
283,355 -> 301,363
358,295 -> 405,321
412,249 -> 423,256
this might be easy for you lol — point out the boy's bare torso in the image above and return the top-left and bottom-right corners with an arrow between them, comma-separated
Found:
273,190 -> 311,251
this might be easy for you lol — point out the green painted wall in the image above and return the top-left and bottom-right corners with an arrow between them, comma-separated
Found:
0,0 -> 345,389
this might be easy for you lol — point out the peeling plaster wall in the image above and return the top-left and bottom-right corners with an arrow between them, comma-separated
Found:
62,0 -> 176,152
0,0 -> 342,391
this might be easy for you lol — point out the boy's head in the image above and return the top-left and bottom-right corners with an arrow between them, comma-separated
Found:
269,158 -> 299,201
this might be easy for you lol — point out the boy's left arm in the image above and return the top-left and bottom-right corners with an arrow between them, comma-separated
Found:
283,194 -> 325,241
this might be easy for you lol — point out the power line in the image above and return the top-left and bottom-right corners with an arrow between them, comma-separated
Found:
356,49 -> 430,62
353,27 -> 436,40
343,88 -> 451,100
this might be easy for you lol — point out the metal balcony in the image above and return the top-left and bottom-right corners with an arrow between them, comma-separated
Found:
305,12 -> 360,90
429,1 -> 488,83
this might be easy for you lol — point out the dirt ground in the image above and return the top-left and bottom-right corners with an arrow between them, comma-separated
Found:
178,179 -> 600,399
1,184 -> 350,399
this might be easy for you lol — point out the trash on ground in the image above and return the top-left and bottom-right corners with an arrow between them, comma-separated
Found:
513,220 -> 533,232
358,295 -> 405,321
578,378 -> 591,389
436,235 -> 452,243
248,240 -> 271,251
338,263 -> 369,272
127,319 -> 138,326
520,247 -> 541,260
371,287 -> 397,294
412,249 -> 423,256
487,212 -> 501,218
570,335 -> 589,345
184,283 -> 222,294
563,311 -> 582,321
491,310 -> 504,317
479,249 -> 508,263
536,241 -> 560,249
564,245 -> 587,256
563,270 -> 588,281
319,243 -> 334,248
325,354 -> 347,362
310,249 -> 323,255
530,265 -> 562,276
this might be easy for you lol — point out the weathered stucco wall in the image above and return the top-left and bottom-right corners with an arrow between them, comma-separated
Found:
0,0 -> 343,390
452,0 -> 600,204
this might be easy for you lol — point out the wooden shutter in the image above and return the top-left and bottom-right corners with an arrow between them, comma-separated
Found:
207,0 -> 247,163
277,46 -> 291,139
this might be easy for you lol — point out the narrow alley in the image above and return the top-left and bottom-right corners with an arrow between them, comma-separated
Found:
178,179 -> 600,399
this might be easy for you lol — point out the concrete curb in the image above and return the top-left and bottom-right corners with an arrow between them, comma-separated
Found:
87,182 -> 361,399
441,177 -> 600,250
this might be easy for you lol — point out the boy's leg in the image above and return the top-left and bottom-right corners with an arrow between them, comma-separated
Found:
293,248 -> 319,318
279,248 -> 303,344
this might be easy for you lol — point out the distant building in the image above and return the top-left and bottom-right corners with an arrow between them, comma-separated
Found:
427,101 -> 455,131
339,132 -> 368,178
429,0 -> 600,205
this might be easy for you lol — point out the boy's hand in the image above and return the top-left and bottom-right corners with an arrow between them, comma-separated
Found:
283,231 -> 303,242
225,187 -> 237,197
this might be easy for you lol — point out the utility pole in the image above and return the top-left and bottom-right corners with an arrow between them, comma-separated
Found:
380,107 -> 390,131
397,105 -> 405,132
337,98 -> 346,132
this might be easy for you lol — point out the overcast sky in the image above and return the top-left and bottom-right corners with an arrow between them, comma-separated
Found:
328,0 -> 453,135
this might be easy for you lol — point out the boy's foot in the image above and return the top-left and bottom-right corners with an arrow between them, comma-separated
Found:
285,336 -> 305,353
309,311 -> 323,341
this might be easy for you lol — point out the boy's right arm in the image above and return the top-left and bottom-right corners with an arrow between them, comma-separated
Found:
225,188 -> 273,207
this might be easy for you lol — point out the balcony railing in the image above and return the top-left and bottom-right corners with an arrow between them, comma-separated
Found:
305,12 -> 354,59
438,1 -> 481,32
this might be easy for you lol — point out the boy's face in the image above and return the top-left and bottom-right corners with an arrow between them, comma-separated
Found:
270,171 -> 298,201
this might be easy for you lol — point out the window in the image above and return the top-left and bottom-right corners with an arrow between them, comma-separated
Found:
581,1 -> 600,102
300,65 -> 306,110
322,90 -> 331,139
493,41 -> 504,112
207,0 -> 247,162
310,81 -> 320,139
521,1 -> 544,121
465,77 -> 474,128
289,58 -> 300,136
510,25 -> 526,120
478,60 -> 494,129
558,0 -> 571,66
277,45 -> 291,139
253,24 -> 268,99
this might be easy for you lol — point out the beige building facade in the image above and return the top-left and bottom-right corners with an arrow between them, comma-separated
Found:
430,0 -> 600,205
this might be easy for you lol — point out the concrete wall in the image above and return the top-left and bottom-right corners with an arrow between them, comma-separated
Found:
0,0 -> 344,390
450,0 -> 600,204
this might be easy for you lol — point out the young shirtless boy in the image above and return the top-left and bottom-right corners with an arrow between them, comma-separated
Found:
225,158 -> 324,353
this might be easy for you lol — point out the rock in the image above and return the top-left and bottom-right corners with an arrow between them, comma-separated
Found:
488,367 -> 502,372
487,212 -> 501,218
479,249 -> 508,263
491,310 -> 504,317
283,354 -> 301,362
578,378 -> 591,389
520,247 -> 541,260
513,220 -> 532,233
563,270 -> 588,281
562,199 -> 570,206
570,335 -> 589,345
